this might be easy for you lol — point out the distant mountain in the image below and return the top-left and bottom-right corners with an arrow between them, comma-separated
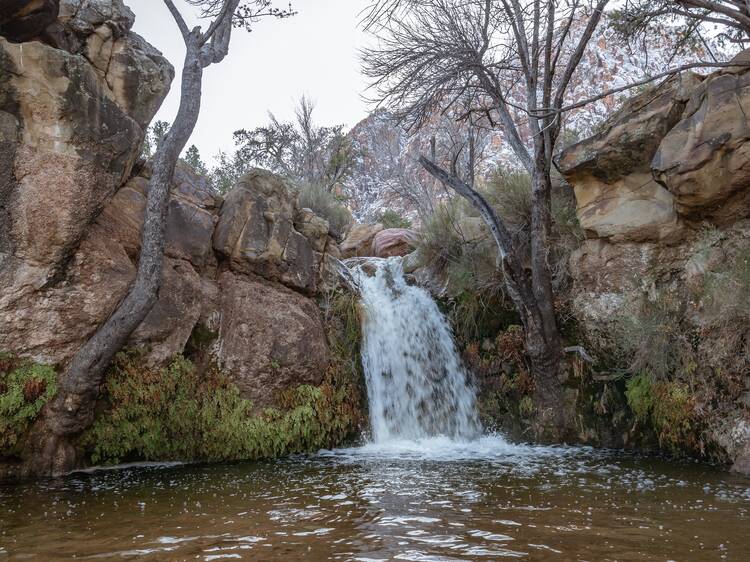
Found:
344,20 -> 717,223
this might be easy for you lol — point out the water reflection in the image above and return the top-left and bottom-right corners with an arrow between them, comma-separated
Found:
1,437 -> 749,561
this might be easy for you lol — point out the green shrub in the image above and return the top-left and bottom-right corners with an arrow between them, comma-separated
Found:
374,209 -> 412,229
84,352 -> 360,465
298,183 -> 353,239
0,353 -> 57,454
625,372 -> 700,454
418,170 -> 582,303
625,372 -> 654,422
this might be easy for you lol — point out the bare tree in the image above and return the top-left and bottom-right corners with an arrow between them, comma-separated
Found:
364,0 -> 610,423
32,0 -> 294,476
234,95 -> 356,191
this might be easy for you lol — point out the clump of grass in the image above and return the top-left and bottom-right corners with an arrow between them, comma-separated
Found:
298,183 -> 353,239
0,353 -> 57,454
375,209 -> 412,229
611,289 -> 694,380
84,351 -> 361,465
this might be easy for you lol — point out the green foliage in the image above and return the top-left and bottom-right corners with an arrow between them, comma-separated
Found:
141,120 -> 171,159
419,170 -> 582,303
0,354 -> 57,454
518,395 -> 534,418
419,170 -> 581,346
182,145 -> 209,176
298,183 -> 353,239
209,149 -> 253,195
625,372 -> 700,454
84,352 -> 360,465
375,209 -> 412,229
625,372 -> 654,423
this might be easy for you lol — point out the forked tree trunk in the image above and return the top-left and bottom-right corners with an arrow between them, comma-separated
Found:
418,156 -> 565,425
26,38 -> 207,476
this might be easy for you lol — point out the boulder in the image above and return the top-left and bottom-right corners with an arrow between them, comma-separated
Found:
557,73 -> 701,242
372,228 -> 419,258
0,162 -> 217,367
129,258 -> 203,365
295,207 -> 329,253
214,272 -> 330,408
653,52 -> 750,223
0,0 -> 59,42
0,220 -> 136,366
213,169 -> 321,294
340,223 -> 384,258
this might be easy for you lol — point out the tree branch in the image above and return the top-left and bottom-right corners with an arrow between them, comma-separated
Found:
164,0 -> 191,40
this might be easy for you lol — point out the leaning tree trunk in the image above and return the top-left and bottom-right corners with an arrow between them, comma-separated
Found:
26,40 -> 207,477
419,156 -> 567,429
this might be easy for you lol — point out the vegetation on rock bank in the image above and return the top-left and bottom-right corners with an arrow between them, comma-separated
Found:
85,351 -> 361,465
0,354 -> 58,455
0,290 -> 365,470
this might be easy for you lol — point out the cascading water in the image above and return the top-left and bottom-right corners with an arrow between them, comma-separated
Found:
353,257 -> 482,443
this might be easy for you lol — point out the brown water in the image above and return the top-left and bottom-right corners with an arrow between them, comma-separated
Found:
1,436 -> 749,561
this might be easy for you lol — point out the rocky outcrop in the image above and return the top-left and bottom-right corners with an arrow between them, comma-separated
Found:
0,0 -> 172,295
0,2 -> 343,423
558,53 -> 750,475
1,162 -> 342,407
213,170 -> 337,295
340,223 -> 384,258
212,272 -> 330,407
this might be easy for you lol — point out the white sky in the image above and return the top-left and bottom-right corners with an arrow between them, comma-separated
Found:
128,0 -> 372,162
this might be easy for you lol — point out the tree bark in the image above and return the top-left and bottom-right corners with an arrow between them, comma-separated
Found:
27,37 -> 207,476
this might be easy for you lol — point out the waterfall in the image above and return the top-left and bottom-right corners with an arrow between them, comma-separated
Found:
353,258 -> 482,443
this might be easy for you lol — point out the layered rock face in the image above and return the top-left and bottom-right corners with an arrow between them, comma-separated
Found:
0,2 -> 341,411
0,0 -> 173,296
557,53 -> 750,474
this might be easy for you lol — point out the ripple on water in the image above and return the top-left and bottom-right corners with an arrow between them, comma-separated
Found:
1,439 -> 749,561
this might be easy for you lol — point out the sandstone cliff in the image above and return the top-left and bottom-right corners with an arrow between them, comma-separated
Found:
557,52 -> 750,474
0,1 -> 357,476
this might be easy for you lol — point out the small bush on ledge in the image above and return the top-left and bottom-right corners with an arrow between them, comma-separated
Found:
84,351 -> 361,465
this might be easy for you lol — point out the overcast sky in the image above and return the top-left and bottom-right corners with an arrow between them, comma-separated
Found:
128,0 -> 372,162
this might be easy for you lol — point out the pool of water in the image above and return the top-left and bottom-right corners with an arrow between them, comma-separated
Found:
1,436 -> 749,561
